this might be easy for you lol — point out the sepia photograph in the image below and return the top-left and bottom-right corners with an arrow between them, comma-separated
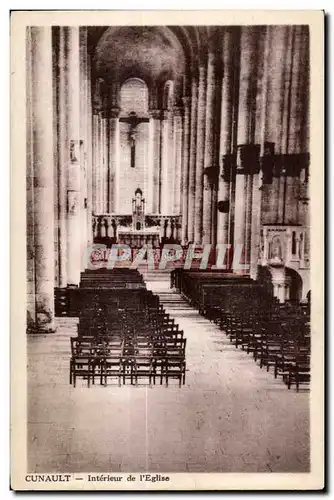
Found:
10,10 -> 324,491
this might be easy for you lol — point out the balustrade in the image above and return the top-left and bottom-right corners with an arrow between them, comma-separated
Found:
92,214 -> 182,246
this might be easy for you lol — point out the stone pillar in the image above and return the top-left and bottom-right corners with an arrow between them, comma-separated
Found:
150,110 -> 161,213
52,32 -> 59,289
57,27 -> 68,288
167,109 -> 175,214
269,265 -> 287,303
29,27 -> 55,331
67,27 -> 82,286
217,29 -> 235,246
94,113 -> 102,213
79,27 -> 88,271
284,26 -> 305,224
98,113 -> 104,213
249,27 -> 270,280
86,53 -> 93,245
108,108 -> 120,214
92,113 -> 99,213
202,49 -> 217,244
233,163 -> 247,271
278,27 -> 295,222
288,26 -> 304,156
233,27 -> 258,273
173,107 -> 183,215
160,110 -> 169,214
194,62 -> 207,244
262,26 -> 290,223
101,114 -> 108,213
26,27 -> 35,330
147,114 -> 154,214
181,97 -> 191,244
187,76 -> 198,243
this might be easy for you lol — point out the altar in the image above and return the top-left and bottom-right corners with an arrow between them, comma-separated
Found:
92,188 -> 182,247
116,188 -> 160,248
117,229 -> 160,248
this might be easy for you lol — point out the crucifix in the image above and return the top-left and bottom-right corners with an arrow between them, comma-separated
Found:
119,112 -> 149,168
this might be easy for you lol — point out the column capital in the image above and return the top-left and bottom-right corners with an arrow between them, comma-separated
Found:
148,109 -> 161,120
161,110 -> 170,121
100,109 -> 109,119
109,107 -> 120,119
173,106 -> 183,118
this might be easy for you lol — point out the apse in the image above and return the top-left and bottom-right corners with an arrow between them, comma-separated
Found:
91,27 -> 187,217
94,26 -> 186,99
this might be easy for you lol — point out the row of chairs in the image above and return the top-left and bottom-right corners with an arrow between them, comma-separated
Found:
213,297 -> 311,392
70,337 -> 186,387
175,269 -> 310,392
70,270 -> 187,387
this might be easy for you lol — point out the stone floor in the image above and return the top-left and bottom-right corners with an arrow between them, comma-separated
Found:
28,285 -> 310,473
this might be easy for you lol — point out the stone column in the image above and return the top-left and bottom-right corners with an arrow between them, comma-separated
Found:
217,28 -> 235,245
101,113 -> 108,213
284,26 -> 305,224
269,265 -> 287,303
57,27 -> 68,288
147,114 -> 154,214
79,27 -> 88,271
92,113 -> 99,213
26,27 -> 35,330
233,27 -> 258,273
278,27 -> 295,222
108,108 -> 120,214
160,110 -> 169,214
167,109 -> 175,214
29,27 -> 55,331
202,50 -> 217,244
173,107 -> 183,215
288,26 -> 304,156
187,76 -> 198,243
194,62 -> 207,244
233,161 -> 247,272
97,112 -> 103,213
150,110 -> 161,213
67,27 -> 82,286
181,97 -> 191,244
86,53 -> 93,245
249,27 -> 270,280
263,26 -> 290,223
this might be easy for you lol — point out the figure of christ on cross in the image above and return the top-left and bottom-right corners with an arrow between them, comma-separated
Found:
119,112 -> 150,168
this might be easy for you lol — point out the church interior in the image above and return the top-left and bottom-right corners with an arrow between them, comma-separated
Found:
26,25 -> 310,473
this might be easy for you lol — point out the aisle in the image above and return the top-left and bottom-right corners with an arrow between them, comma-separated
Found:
28,290 -> 309,474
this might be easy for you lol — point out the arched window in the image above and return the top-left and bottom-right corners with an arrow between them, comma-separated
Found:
120,78 -> 148,115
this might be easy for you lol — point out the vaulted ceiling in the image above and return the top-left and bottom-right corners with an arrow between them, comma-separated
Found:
89,26 -> 215,90
94,26 -> 186,87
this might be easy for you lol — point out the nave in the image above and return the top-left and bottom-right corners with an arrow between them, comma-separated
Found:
28,280 -> 309,474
